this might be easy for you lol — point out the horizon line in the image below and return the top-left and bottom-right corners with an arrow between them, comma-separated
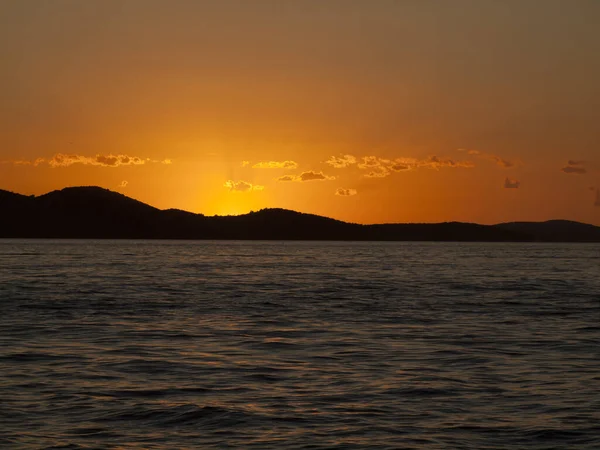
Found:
2,185 -> 597,228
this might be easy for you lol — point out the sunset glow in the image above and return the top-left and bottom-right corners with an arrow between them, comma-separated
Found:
1,1 -> 599,224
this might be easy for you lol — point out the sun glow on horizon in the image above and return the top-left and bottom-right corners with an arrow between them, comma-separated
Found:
1,1 -> 599,225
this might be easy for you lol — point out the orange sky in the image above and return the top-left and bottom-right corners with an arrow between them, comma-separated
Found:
1,1 -> 599,224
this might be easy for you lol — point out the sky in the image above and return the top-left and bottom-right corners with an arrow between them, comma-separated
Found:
1,0 -> 599,224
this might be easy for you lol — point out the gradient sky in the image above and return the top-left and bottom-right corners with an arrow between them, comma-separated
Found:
1,0 -> 599,224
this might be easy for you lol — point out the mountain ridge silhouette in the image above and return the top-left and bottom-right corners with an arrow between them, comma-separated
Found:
1,186 -> 599,242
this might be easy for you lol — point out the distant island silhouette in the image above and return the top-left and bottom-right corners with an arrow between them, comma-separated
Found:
1,186 -> 599,242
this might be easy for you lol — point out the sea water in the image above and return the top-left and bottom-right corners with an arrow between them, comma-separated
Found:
1,240 -> 599,449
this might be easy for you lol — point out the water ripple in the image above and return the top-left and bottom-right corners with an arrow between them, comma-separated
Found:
1,240 -> 599,448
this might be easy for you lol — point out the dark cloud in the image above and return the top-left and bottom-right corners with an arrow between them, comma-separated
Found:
389,163 -> 410,172
561,166 -> 587,175
561,160 -> 587,175
504,177 -> 520,189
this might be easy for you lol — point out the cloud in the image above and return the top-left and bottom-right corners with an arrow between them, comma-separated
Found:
358,156 -> 388,169
561,160 -> 587,175
389,162 -> 410,172
252,160 -> 298,169
2,157 -> 46,166
504,177 -> 520,189
419,155 -> 475,170
49,153 -> 147,168
3,153 -> 171,168
325,154 -> 357,168
562,166 -> 587,174
119,180 -> 128,188
462,149 -> 515,168
335,188 -> 358,196
358,156 -> 392,178
241,160 -> 250,167
224,180 -> 264,192
276,171 -> 335,182
276,175 -> 296,182
356,155 -> 473,178
364,167 -> 390,178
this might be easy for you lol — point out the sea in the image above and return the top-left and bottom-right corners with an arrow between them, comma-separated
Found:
1,239 -> 599,449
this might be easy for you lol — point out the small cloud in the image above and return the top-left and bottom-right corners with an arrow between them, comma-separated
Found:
504,177 -> 520,189
161,159 -> 172,165
298,171 -> 335,181
276,171 -> 335,182
276,175 -> 296,182
561,160 -> 587,175
224,180 -> 264,192
358,156 -> 388,169
364,168 -> 390,178
389,163 -> 410,172
241,160 -> 250,167
358,156 -> 392,178
493,157 -> 514,168
335,188 -> 357,196
325,154 -> 357,168
252,160 -> 298,169
562,166 -> 587,174
460,148 -> 514,168
94,154 -> 145,167
119,180 -> 128,188
420,155 -> 474,170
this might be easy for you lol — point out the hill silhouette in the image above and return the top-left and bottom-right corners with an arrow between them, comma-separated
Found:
1,186 -> 599,242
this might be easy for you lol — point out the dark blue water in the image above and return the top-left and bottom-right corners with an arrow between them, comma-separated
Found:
1,240 -> 599,449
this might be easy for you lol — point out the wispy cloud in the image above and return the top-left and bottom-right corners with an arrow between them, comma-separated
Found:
224,180 -> 264,192
252,160 -> 298,169
504,177 -> 521,189
2,153 -> 171,168
561,160 -> 587,175
357,155 -> 473,178
118,180 -> 128,188
325,154 -> 357,168
50,153 -> 146,168
335,188 -> 358,196
1,157 -> 46,166
276,171 -> 335,182
241,160 -> 250,167
462,149 -> 515,168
